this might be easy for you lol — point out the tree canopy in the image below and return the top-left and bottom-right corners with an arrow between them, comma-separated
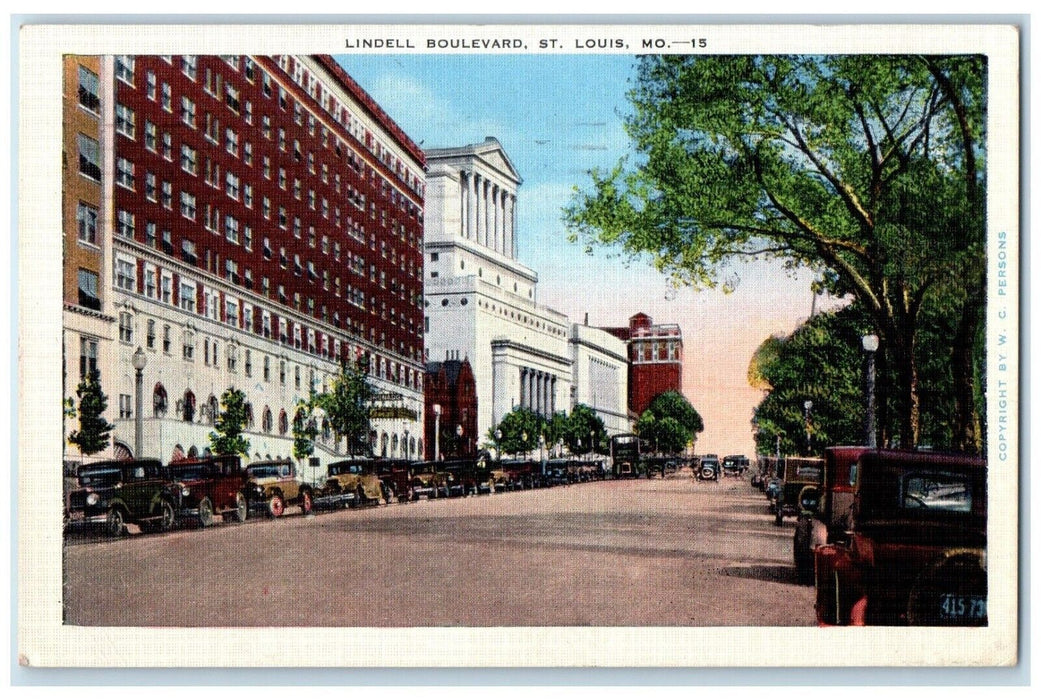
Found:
67,369 -> 114,456
208,387 -> 251,457
566,54 -> 986,449
635,390 -> 704,454
317,357 -> 374,456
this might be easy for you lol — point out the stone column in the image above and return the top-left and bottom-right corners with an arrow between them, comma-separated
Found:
507,195 -> 516,258
520,368 -> 528,409
459,171 -> 468,239
494,186 -> 503,254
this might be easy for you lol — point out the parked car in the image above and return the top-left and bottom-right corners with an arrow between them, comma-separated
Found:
315,458 -> 385,509
65,459 -> 178,536
697,455 -> 720,481
722,455 -> 750,477
792,446 -> 869,581
410,462 -> 449,499
376,458 -> 415,503
813,450 -> 987,626
168,454 -> 249,527
771,457 -> 824,525
244,460 -> 314,517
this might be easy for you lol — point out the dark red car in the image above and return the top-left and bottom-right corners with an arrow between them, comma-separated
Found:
793,446 -> 870,581
168,454 -> 249,527
813,450 -> 986,626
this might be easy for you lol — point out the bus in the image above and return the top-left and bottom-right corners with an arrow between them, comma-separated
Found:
610,433 -> 644,478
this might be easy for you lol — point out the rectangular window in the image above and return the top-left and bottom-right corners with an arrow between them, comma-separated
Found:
181,96 -> 196,128
115,157 -> 135,189
244,141 -> 253,166
182,54 -> 197,80
144,172 -> 157,201
180,282 -> 196,312
180,144 -> 198,175
116,209 -> 135,239
119,394 -> 133,420
161,181 -> 173,209
77,134 -> 101,180
225,128 -> 239,157
161,132 -> 172,160
77,66 -> 100,113
225,171 -> 240,200
163,325 -> 171,353
79,337 -> 98,377
225,216 -> 239,244
144,121 -> 157,151
243,183 -> 252,208
144,266 -> 157,298
146,320 -> 156,349
181,192 -> 196,220
115,103 -> 135,138
77,269 -> 100,310
161,273 -> 172,304
115,55 -> 134,84
243,225 -> 252,251
76,202 -> 98,245
146,70 -> 156,100
161,82 -> 172,112
144,222 -> 157,247
115,258 -> 135,291
119,311 -> 133,343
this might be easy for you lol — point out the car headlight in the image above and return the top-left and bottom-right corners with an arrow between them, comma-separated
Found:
86,492 -> 99,506
181,485 -> 191,497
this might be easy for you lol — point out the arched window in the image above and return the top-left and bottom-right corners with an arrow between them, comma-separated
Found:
244,402 -> 254,428
380,432 -> 388,457
153,383 -> 168,417
187,445 -> 199,458
181,390 -> 196,422
207,395 -> 219,425
262,406 -> 273,433
391,434 -> 399,457
278,409 -> 288,435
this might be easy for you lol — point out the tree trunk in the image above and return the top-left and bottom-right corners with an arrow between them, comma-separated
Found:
883,323 -> 921,449
951,285 -> 984,453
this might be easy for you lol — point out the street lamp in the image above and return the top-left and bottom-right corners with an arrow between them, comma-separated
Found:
521,431 -> 528,461
131,347 -> 147,458
862,334 -> 879,448
456,424 -> 464,458
803,400 -> 813,454
432,404 -> 441,461
494,429 -> 503,460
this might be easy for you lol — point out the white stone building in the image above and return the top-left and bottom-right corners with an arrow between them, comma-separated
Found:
569,322 -> 630,435
423,138 -> 574,444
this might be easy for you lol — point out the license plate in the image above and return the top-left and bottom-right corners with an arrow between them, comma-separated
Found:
939,594 -> 987,621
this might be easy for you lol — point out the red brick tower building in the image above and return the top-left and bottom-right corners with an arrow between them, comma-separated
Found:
603,313 -> 684,417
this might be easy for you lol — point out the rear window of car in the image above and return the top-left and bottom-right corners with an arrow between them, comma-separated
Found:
900,472 -> 972,513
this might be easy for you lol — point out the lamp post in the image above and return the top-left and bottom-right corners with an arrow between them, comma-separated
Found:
521,431 -> 528,461
456,424 -> 464,458
494,429 -> 502,460
131,347 -> 147,458
403,428 -> 410,460
803,400 -> 813,455
432,404 -> 441,461
862,334 -> 879,448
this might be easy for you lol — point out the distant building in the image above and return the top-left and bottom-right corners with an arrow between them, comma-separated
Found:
423,137 -> 572,444
603,312 -> 684,417
423,353 -> 478,459
569,321 -> 630,436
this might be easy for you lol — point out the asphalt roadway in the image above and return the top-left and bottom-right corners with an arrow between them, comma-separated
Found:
62,470 -> 816,627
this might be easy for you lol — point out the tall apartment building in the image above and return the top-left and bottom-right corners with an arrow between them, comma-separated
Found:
63,54 -> 426,472
422,138 -> 572,445
603,313 -> 684,417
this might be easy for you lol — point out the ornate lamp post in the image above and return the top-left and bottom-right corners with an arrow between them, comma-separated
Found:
456,424 -> 464,458
862,334 -> 879,448
432,404 -> 442,461
131,347 -> 147,458
803,400 -> 813,454
494,428 -> 503,460
521,431 -> 528,461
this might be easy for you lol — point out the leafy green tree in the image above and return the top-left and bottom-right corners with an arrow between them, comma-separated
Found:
566,403 -> 607,454
68,369 -> 115,456
635,390 -> 704,454
489,407 -> 543,457
318,357 -> 374,456
292,387 -> 320,462
208,387 -> 251,457
566,55 -> 985,448
750,308 -> 867,456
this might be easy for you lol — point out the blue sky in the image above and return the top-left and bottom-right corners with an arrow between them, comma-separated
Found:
336,54 -> 825,455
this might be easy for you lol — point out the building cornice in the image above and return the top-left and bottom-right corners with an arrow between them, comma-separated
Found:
490,337 -> 572,368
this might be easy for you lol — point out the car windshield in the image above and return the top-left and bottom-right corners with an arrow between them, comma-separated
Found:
77,467 -> 122,486
901,472 -> 973,513
170,464 -> 210,481
248,465 -> 281,479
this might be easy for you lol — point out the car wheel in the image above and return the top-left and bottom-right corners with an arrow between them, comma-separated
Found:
198,498 -> 214,528
268,493 -> 285,518
156,499 -> 176,532
105,507 -> 126,537
381,484 -> 393,504
300,490 -> 313,516
356,487 -> 366,506
231,492 -> 248,522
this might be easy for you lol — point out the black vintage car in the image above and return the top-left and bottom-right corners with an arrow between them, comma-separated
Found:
697,455 -> 721,481
66,459 -> 178,536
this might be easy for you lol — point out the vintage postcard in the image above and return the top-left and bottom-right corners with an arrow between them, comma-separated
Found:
16,21 -> 1019,669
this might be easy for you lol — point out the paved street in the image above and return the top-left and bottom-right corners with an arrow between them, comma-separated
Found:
63,471 -> 816,627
